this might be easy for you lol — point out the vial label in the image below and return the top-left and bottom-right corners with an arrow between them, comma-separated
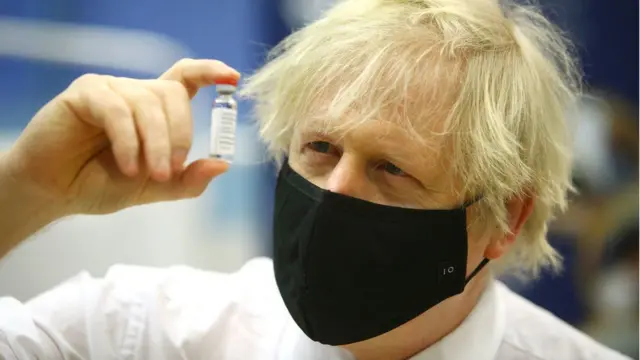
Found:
210,107 -> 237,159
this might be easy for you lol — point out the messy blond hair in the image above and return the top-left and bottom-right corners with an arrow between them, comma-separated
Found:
241,0 -> 581,277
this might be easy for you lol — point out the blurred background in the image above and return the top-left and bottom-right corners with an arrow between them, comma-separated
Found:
0,0 -> 637,358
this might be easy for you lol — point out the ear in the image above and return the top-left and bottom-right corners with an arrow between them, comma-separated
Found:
484,194 -> 535,260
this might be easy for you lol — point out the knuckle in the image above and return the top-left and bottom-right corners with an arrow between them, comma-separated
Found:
113,139 -> 138,155
170,118 -> 193,146
172,134 -> 192,149
74,73 -> 102,85
102,99 -> 130,119
69,73 -> 109,92
161,80 -> 189,99
147,141 -> 171,156
174,123 -> 193,137
171,117 -> 191,132
134,90 -> 163,110
175,57 -> 194,69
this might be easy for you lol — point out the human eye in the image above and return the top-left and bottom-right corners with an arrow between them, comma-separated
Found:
305,141 -> 340,157
379,161 -> 408,177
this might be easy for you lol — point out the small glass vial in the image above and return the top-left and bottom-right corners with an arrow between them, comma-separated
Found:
210,78 -> 238,162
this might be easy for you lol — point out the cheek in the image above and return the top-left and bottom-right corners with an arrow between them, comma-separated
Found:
307,173 -> 330,190
288,157 -> 329,189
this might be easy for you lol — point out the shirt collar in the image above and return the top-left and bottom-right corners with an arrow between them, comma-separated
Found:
410,280 -> 506,360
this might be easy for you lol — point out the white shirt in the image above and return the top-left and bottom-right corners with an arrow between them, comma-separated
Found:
0,257 -> 630,360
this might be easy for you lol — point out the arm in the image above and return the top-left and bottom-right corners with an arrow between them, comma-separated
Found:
0,58 -> 236,260
0,268 -> 151,360
0,261 -> 267,360
0,58 -> 238,358
0,152 -> 63,260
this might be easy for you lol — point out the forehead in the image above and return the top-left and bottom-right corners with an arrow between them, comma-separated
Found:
283,41 -> 461,171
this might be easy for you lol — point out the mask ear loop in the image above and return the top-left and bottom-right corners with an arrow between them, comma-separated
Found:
465,258 -> 491,285
462,195 -> 491,285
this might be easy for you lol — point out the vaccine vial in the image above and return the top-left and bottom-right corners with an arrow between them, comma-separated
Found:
210,78 -> 238,162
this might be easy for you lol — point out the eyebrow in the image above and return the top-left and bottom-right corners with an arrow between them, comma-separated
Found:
298,127 -> 446,183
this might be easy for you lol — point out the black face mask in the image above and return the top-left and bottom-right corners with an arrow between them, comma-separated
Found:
272,161 -> 489,346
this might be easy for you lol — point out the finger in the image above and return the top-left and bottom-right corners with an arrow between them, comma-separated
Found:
108,78 -> 171,182
135,159 -> 229,204
159,58 -> 241,98
144,80 -> 193,172
180,158 -> 229,194
77,82 -> 139,177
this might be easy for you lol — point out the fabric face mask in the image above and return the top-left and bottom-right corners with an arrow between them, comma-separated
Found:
273,161 -> 489,345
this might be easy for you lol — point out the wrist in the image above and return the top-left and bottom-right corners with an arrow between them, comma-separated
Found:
0,151 -> 65,257
1,150 -> 70,216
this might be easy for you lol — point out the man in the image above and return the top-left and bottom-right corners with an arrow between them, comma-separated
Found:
0,0 -> 630,359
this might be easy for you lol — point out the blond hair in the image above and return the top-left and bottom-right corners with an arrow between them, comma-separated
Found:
240,0 -> 581,278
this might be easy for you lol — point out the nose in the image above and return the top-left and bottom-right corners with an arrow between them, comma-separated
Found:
325,155 -> 370,200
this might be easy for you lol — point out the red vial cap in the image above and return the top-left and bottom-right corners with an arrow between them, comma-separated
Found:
216,78 -> 238,86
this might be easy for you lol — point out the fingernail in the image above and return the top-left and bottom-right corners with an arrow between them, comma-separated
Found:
155,157 -> 171,181
225,66 -> 240,77
123,156 -> 139,176
172,148 -> 188,171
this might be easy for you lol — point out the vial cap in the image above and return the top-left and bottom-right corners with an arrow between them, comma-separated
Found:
216,78 -> 239,86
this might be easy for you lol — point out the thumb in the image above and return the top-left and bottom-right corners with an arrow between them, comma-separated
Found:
179,159 -> 229,198
135,158 -> 229,205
